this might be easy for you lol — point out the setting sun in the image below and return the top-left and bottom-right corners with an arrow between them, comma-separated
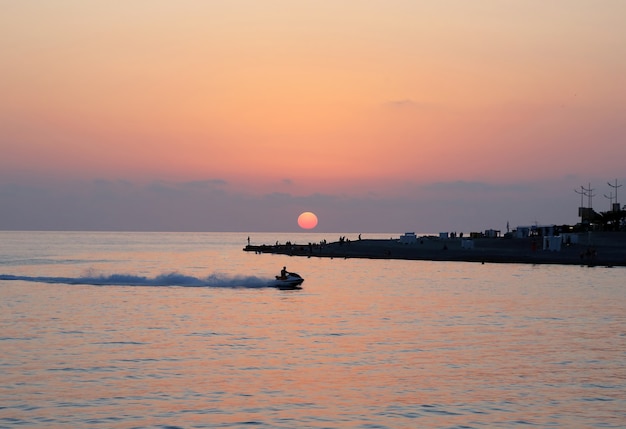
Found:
297,212 -> 318,230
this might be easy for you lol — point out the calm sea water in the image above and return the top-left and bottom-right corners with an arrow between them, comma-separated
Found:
1,231 -> 625,429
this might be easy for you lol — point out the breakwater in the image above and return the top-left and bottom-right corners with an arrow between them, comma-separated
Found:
244,232 -> 626,267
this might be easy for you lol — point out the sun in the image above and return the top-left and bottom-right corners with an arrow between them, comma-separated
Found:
297,211 -> 318,230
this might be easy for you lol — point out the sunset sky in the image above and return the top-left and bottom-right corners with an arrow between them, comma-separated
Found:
1,1 -> 625,233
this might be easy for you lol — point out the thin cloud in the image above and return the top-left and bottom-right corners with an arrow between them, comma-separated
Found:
265,192 -> 293,201
423,180 -> 536,193
382,99 -> 437,111
180,179 -> 228,189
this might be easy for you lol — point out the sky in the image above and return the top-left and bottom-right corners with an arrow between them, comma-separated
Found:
1,0 -> 625,233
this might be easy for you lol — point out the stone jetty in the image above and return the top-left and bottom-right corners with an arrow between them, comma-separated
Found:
244,232 -> 626,267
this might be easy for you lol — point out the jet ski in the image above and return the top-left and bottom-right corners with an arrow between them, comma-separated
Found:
270,272 -> 304,289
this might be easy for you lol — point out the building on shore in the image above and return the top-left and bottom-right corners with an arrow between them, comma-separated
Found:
514,224 -> 555,238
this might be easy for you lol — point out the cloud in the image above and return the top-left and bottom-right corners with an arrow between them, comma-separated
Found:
265,192 -> 293,201
146,181 -> 178,195
0,175 -> 610,233
382,99 -> 437,111
422,180 -> 536,193
143,179 -> 228,195
92,179 -> 133,187
181,179 -> 228,188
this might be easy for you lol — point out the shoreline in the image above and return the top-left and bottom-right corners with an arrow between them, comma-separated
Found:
244,232 -> 626,267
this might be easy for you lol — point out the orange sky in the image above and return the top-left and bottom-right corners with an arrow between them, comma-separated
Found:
1,1 -> 625,231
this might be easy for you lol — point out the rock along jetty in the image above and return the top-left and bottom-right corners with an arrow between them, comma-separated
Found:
244,232 -> 626,267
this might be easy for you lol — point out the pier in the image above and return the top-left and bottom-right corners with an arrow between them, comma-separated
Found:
244,233 -> 626,266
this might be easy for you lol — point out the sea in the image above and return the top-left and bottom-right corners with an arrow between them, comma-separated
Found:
1,231 -> 624,429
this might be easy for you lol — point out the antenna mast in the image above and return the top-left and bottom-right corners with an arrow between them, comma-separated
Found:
604,191 -> 614,209
582,183 -> 595,209
574,186 -> 586,208
607,179 -> 622,210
